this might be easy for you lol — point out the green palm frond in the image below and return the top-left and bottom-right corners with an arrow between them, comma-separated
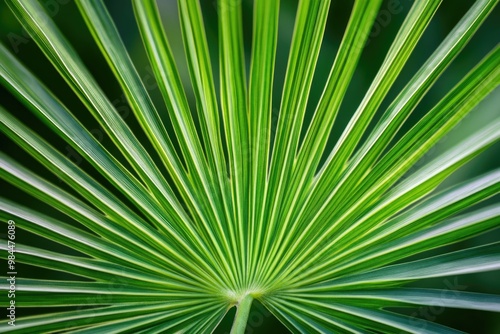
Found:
1,0 -> 499,333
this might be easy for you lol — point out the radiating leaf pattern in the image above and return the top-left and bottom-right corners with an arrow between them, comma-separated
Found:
0,0 -> 499,333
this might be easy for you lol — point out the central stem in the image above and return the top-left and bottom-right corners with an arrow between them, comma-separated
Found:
230,294 -> 254,334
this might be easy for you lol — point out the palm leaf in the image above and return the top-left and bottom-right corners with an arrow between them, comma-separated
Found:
1,0 -> 499,333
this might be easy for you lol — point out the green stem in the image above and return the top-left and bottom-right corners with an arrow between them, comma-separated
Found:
230,294 -> 254,334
